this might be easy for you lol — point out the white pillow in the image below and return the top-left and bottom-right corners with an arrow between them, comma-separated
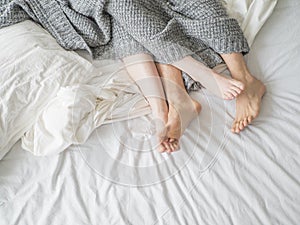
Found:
223,0 -> 278,46
0,20 -> 95,160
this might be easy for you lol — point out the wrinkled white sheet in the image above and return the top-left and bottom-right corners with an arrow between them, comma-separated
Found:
21,63 -> 151,156
0,20 -> 96,160
2,0 -> 300,225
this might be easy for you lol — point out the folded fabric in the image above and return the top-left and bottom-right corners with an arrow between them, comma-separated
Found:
22,68 -> 151,156
0,20 -> 95,160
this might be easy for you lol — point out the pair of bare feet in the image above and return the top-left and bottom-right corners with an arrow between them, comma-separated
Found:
155,63 -> 202,153
124,54 -> 266,153
156,58 -> 265,153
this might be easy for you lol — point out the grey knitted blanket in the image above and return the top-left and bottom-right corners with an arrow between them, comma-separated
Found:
0,0 -> 249,68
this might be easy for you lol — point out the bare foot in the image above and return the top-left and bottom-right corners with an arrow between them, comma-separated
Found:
156,62 -> 202,153
149,99 -> 170,150
172,56 -> 244,100
231,75 -> 266,133
166,98 -> 202,149
122,54 -> 172,152
212,72 -> 245,100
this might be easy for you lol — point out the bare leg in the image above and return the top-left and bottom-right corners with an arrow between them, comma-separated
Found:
172,56 -> 245,100
221,52 -> 266,133
122,53 -> 175,152
156,63 -> 202,153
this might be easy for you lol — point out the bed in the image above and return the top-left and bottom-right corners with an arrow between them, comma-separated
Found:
0,0 -> 300,224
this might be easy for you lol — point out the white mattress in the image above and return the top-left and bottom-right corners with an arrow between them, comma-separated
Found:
1,0 -> 300,224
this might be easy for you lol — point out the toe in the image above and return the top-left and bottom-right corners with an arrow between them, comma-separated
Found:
231,125 -> 235,133
224,92 -> 231,100
239,120 -> 244,130
162,141 -> 171,152
231,86 -> 242,95
235,122 -> 241,133
243,118 -> 248,127
169,138 -> 177,143
158,145 -> 166,153
163,142 -> 172,153
170,140 -> 179,151
232,121 -> 239,133
173,142 -> 180,151
169,142 -> 176,152
231,79 -> 245,90
247,116 -> 253,124
228,89 -> 238,98
225,92 -> 235,100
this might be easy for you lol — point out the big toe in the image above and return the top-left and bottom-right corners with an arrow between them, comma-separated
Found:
232,120 -> 243,133
158,144 -> 166,153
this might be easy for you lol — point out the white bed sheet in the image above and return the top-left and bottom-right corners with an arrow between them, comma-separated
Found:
1,0 -> 300,224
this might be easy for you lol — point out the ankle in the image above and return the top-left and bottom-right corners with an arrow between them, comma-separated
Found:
169,97 -> 201,114
231,71 -> 254,83
148,98 -> 168,114
167,95 -> 188,106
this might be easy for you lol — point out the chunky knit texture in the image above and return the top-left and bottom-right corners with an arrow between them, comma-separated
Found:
0,0 -> 249,68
